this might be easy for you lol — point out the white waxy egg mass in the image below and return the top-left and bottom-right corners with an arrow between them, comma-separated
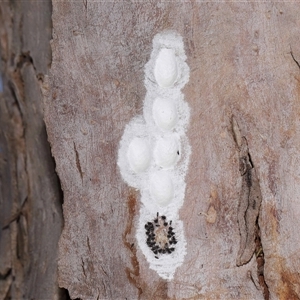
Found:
152,97 -> 178,131
154,48 -> 178,88
127,138 -> 151,173
118,31 -> 191,280
150,171 -> 174,206
154,136 -> 180,169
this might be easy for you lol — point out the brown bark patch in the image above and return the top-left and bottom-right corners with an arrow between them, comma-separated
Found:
123,189 -> 143,297
278,265 -> 300,299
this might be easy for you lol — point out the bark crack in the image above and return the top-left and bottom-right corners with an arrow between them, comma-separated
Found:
2,197 -> 27,229
83,0 -> 87,10
73,142 -> 83,181
81,257 -> 86,278
0,268 -> 11,280
231,116 -> 270,300
86,236 -> 91,252
290,47 -> 300,70
255,220 -> 269,300
100,265 -> 108,277
16,52 -> 34,69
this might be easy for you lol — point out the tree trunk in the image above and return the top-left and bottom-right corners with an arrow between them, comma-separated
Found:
0,2 -> 64,299
2,2 -> 300,300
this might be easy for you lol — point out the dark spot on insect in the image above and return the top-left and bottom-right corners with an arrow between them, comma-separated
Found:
131,243 -> 134,248
145,215 -> 177,257
170,237 -> 177,244
177,151 -> 179,155
155,256 -> 159,259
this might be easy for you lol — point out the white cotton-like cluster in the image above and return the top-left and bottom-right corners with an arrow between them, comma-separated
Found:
150,171 -> 174,206
154,48 -> 178,88
153,135 -> 180,169
118,31 -> 191,280
152,97 -> 178,131
127,137 -> 151,173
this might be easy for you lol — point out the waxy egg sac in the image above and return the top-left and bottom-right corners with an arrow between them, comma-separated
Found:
150,171 -> 174,206
127,137 -> 151,173
154,48 -> 178,88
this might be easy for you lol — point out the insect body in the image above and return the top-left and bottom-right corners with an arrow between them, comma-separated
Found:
145,213 -> 177,258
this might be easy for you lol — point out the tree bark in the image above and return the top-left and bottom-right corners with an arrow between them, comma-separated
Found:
45,2 -> 300,299
0,2 -> 64,299
2,2 -> 300,300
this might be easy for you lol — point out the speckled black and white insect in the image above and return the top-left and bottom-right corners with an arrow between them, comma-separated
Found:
145,213 -> 177,258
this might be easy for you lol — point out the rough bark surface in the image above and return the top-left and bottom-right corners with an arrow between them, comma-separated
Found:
0,2 -> 64,299
45,2 -> 300,300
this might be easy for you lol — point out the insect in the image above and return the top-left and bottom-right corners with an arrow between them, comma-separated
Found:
145,213 -> 177,259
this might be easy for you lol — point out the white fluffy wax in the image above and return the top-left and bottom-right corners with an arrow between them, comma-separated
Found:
127,138 -> 151,173
154,136 -> 180,169
118,32 -> 191,280
154,48 -> 178,88
152,97 -> 178,131
150,171 -> 174,206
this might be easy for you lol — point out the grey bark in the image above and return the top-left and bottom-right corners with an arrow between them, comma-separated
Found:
0,2 -> 64,300
45,2 -> 300,300
1,2 -> 300,300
